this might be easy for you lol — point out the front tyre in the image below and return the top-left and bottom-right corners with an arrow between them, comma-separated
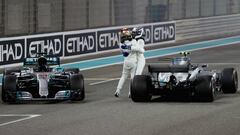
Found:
131,75 -> 152,102
70,74 -> 85,101
2,75 -> 17,103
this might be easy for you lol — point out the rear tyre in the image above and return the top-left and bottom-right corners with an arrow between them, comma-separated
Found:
131,75 -> 152,102
70,74 -> 85,101
194,76 -> 215,102
221,68 -> 238,93
2,75 -> 17,103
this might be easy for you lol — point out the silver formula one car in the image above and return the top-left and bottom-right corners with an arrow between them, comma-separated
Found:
2,53 -> 85,103
131,52 -> 238,102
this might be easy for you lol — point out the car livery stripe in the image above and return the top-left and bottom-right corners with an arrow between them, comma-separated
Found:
1,35 -> 240,85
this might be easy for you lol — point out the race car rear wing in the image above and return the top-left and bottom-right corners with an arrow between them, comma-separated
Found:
24,57 -> 60,66
148,64 -> 189,73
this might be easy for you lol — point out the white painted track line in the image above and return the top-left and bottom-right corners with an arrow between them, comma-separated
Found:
0,114 -> 41,127
89,78 -> 120,86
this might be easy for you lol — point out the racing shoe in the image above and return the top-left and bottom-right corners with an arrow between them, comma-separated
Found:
128,92 -> 131,98
114,91 -> 120,97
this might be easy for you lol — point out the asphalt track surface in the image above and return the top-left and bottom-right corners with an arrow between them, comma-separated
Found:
1,44 -> 240,135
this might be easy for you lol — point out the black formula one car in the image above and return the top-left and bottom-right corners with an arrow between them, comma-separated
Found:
2,53 -> 85,103
131,52 -> 238,102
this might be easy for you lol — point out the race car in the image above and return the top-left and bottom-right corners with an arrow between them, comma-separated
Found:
131,52 -> 238,102
1,53 -> 85,103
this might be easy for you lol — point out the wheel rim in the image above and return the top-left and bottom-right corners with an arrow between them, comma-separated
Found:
210,80 -> 215,99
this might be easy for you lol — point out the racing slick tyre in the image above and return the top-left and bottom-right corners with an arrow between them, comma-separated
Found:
131,75 -> 152,102
2,75 -> 17,103
64,68 -> 80,74
194,76 -> 215,102
4,68 -> 21,75
221,68 -> 238,94
70,74 -> 85,101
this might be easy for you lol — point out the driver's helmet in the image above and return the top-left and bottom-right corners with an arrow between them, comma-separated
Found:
172,57 -> 190,66
132,27 -> 145,39
38,56 -> 48,71
120,27 -> 132,43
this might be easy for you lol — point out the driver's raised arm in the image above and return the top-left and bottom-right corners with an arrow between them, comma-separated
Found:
130,39 -> 145,53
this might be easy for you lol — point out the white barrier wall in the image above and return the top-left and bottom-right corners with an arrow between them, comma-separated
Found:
176,14 -> 240,40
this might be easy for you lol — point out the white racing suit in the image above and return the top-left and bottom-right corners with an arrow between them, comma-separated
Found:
115,39 -> 143,96
135,38 -> 146,75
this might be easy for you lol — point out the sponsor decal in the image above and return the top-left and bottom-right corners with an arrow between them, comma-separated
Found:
0,21 -> 175,66
97,29 -> 121,51
142,25 -> 152,44
153,22 -> 175,43
0,39 -> 25,65
36,72 -> 49,97
64,32 -> 96,56
26,35 -> 63,57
